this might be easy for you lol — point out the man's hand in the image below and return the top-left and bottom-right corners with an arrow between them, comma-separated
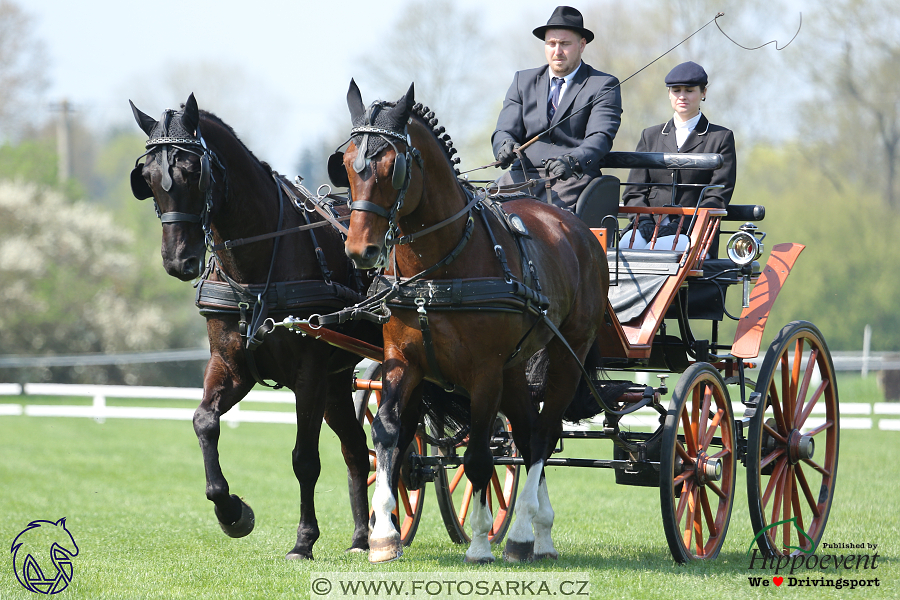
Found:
545,154 -> 582,181
545,157 -> 574,181
495,139 -> 521,169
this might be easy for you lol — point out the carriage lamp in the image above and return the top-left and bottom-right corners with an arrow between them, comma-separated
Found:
726,223 -> 765,308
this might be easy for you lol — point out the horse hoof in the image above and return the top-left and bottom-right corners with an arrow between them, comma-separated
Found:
285,550 -> 313,560
533,550 -> 559,561
346,546 -> 368,554
215,495 -> 255,538
464,555 -> 495,565
368,536 -> 402,563
503,539 -> 534,563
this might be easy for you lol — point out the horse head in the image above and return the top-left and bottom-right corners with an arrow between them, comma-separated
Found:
129,93 -> 219,280
337,80 -> 421,270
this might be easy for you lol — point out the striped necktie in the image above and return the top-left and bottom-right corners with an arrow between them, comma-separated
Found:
548,77 -> 564,120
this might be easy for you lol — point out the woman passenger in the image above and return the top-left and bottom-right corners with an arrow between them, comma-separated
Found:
620,61 -> 736,251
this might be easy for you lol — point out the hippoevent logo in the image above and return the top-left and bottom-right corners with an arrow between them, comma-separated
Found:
10,518 -> 79,594
746,521 -> 880,590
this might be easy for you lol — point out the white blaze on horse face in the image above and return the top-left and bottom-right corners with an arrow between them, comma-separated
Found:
464,494 -> 495,563
506,459 -> 543,545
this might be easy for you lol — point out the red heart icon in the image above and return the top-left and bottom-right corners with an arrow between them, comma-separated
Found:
773,577 -> 784,586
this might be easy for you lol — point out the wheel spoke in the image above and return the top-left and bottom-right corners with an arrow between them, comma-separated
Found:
770,464 -> 786,531
699,386 -> 712,449
458,480 -> 473,526
763,421 -> 788,445
778,355 -> 791,430
675,480 -> 694,524
790,339 -> 805,417
707,481 -> 726,500
682,485 -> 697,549
797,379 -> 829,430
769,381 -> 788,434
762,456 -> 787,509
782,466 -> 794,550
759,447 -> 785,471
793,349 -> 819,425
692,486 -> 703,555
676,441 -> 692,463
710,447 -> 732,461
791,481 -> 810,551
399,485 -> 413,518
802,457 -> 831,478
449,465 -> 466,494
702,408 -> 724,450
674,470 -> 695,486
491,470 -> 507,511
681,411 -> 698,456
794,463 -> 821,519
700,487 -> 717,538
804,420 -> 833,438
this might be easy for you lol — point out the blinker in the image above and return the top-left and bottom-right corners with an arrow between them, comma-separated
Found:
392,152 -> 407,190
327,151 -> 350,188
130,163 -> 153,200
200,153 -> 211,191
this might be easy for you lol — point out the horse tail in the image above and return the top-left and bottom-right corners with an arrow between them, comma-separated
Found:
421,382 -> 471,441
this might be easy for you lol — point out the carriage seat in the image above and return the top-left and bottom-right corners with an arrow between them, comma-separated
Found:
574,175 -> 620,242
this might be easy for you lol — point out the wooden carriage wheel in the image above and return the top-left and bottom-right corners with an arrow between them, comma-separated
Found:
433,414 -> 519,545
352,362 -> 425,546
660,363 -> 736,562
746,321 -> 839,557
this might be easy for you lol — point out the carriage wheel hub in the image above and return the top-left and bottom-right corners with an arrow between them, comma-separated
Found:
788,429 -> 815,464
695,452 -> 722,484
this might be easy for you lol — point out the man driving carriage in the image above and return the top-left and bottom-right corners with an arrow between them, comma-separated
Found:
491,6 -> 622,210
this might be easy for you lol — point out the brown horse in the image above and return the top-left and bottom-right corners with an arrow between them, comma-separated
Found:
338,81 -> 610,563
129,93 -> 373,559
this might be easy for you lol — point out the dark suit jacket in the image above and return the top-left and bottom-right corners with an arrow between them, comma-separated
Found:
492,62 -> 622,178
621,114 -> 736,210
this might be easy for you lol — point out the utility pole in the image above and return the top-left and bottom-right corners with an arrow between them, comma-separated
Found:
49,99 -> 73,185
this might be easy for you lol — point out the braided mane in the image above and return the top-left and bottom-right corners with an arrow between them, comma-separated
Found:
409,102 -> 462,178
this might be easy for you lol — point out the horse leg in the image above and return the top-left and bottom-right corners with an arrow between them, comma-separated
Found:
193,351 -> 256,537
323,370 -> 370,553
368,363 -> 420,563
462,377 -> 504,564
504,458 -> 542,562
286,356 -> 330,560
533,473 -> 558,560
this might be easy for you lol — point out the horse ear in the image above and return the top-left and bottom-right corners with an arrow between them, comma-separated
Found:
402,82 -> 415,111
347,78 -> 365,123
181,92 -> 199,135
129,100 -> 158,136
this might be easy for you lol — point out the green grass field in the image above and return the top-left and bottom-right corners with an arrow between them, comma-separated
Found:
1,374 -> 897,599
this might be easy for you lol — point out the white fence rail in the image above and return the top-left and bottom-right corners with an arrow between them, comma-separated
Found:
1,382 -> 899,431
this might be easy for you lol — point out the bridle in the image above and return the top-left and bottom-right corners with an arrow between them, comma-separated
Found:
130,110 -> 225,250
328,118 -> 423,267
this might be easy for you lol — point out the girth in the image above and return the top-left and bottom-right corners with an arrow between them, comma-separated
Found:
196,278 -> 363,315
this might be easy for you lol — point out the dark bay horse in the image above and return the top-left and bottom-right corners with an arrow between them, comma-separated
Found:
129,93 -> 373,559
338,81 -> 610,563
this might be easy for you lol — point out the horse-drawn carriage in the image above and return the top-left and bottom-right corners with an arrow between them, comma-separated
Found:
130,87 -> 837,565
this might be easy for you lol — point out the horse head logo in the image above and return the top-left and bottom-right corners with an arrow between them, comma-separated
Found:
11,518 -> 79,594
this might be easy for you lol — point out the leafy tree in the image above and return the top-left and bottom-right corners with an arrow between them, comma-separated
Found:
0,0 -> 47,141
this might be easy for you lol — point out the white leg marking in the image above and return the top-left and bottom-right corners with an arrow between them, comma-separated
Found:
370,456 -> 398,541
506,459 -> 543,544
533,477 -> 558,558
465,493 -> 495,562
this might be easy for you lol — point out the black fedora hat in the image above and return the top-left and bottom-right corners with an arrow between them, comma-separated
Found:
533,6 -> 594,43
